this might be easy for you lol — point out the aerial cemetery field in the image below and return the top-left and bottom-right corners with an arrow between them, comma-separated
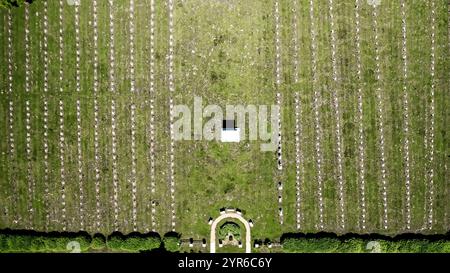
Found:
0,0 -> 448,252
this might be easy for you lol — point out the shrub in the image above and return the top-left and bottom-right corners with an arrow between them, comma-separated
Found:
0,0 -> 29,9
121,236 -> 146,251
312,237 -> 341,252
73,234 -> 92,251
30,236 -> 46,251
338,238 -> 365,253
0,234 -> 9,252
396,239 -> 425,253
440,240 -> 450,253
42,236 -> 59,251
8,234 -> 33,252
282,237 -> 341,253
218,222 -> 241,241
163,234 -> 181,252
91,234 -> 106,250
107,233 -> 161,252
140,236 -> 161,251
107,233 -> 124,250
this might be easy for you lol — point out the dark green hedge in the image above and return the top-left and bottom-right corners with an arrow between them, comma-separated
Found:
282,235 -> 450,253
107,232 -> 161,252
2,229 -> 449,253
0,0 -> 30,9
218,222 -> 241,241
163,232 -> 181,252
90,233 -> 107,250
0,230 -> 161,253
0,232 -> 91,252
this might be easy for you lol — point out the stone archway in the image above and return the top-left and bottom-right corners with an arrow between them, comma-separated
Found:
210,212 -> 251,253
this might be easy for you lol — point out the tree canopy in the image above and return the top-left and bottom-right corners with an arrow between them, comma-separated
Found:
218,222 -> 241,241
0,0 -> 31,9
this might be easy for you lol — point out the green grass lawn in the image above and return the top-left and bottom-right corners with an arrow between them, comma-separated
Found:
0,0 -> 448,251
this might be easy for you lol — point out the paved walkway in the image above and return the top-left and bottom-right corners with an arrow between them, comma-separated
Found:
210,212 -> 251,253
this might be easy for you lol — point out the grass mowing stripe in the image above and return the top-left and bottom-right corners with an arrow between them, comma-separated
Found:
108,0 -> 119,232
273,0 -> 284,225
425,0 -> 437,230
56,0 -> 67,232
353,0 -> 367,231
41,0 -> 51,232
406,0 -> 428,232
0,13 -> 5,227
291,0 -> 304,231
309,0 -> 325,230
91,0 -> 102,232
128,0 -> 138,232
435,0 -> 449,233
294,92 -> 303,230
6,9 -> 16,226
327,0 -> 346,231
24,3 -> 34,229
130,102 -> 138,231
58,100 -> 66,231
167,0 -> 176,231
149,0 -> 157,233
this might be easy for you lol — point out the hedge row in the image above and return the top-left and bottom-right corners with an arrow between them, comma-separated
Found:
0,232 -> 92,253
0,0 -> 30,9
282,237 -> 450,253
107,232 -> 161,252
2,229 -> 449,253
0,230 -> 181,253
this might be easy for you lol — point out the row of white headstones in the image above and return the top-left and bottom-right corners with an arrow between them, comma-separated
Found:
6,5 -> 16,220
108,0 -> 120,232
309,0 -> 325,230
129,0 -> 138,233
371,2 -> 389,231
426,0 -> 437,230
400,0 -> 412,230
292,0 -> 302,231
24,4 -> 34,230
274,0 -> 284,225
56,0 -> 66,232
354,0 -> 367,230
57,0 -> 85,232
92,0 -> 102,232
149,0 -> 157,233
75,1 -> 85,232
42,1 -> 51,231
168,0 -> 177,232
